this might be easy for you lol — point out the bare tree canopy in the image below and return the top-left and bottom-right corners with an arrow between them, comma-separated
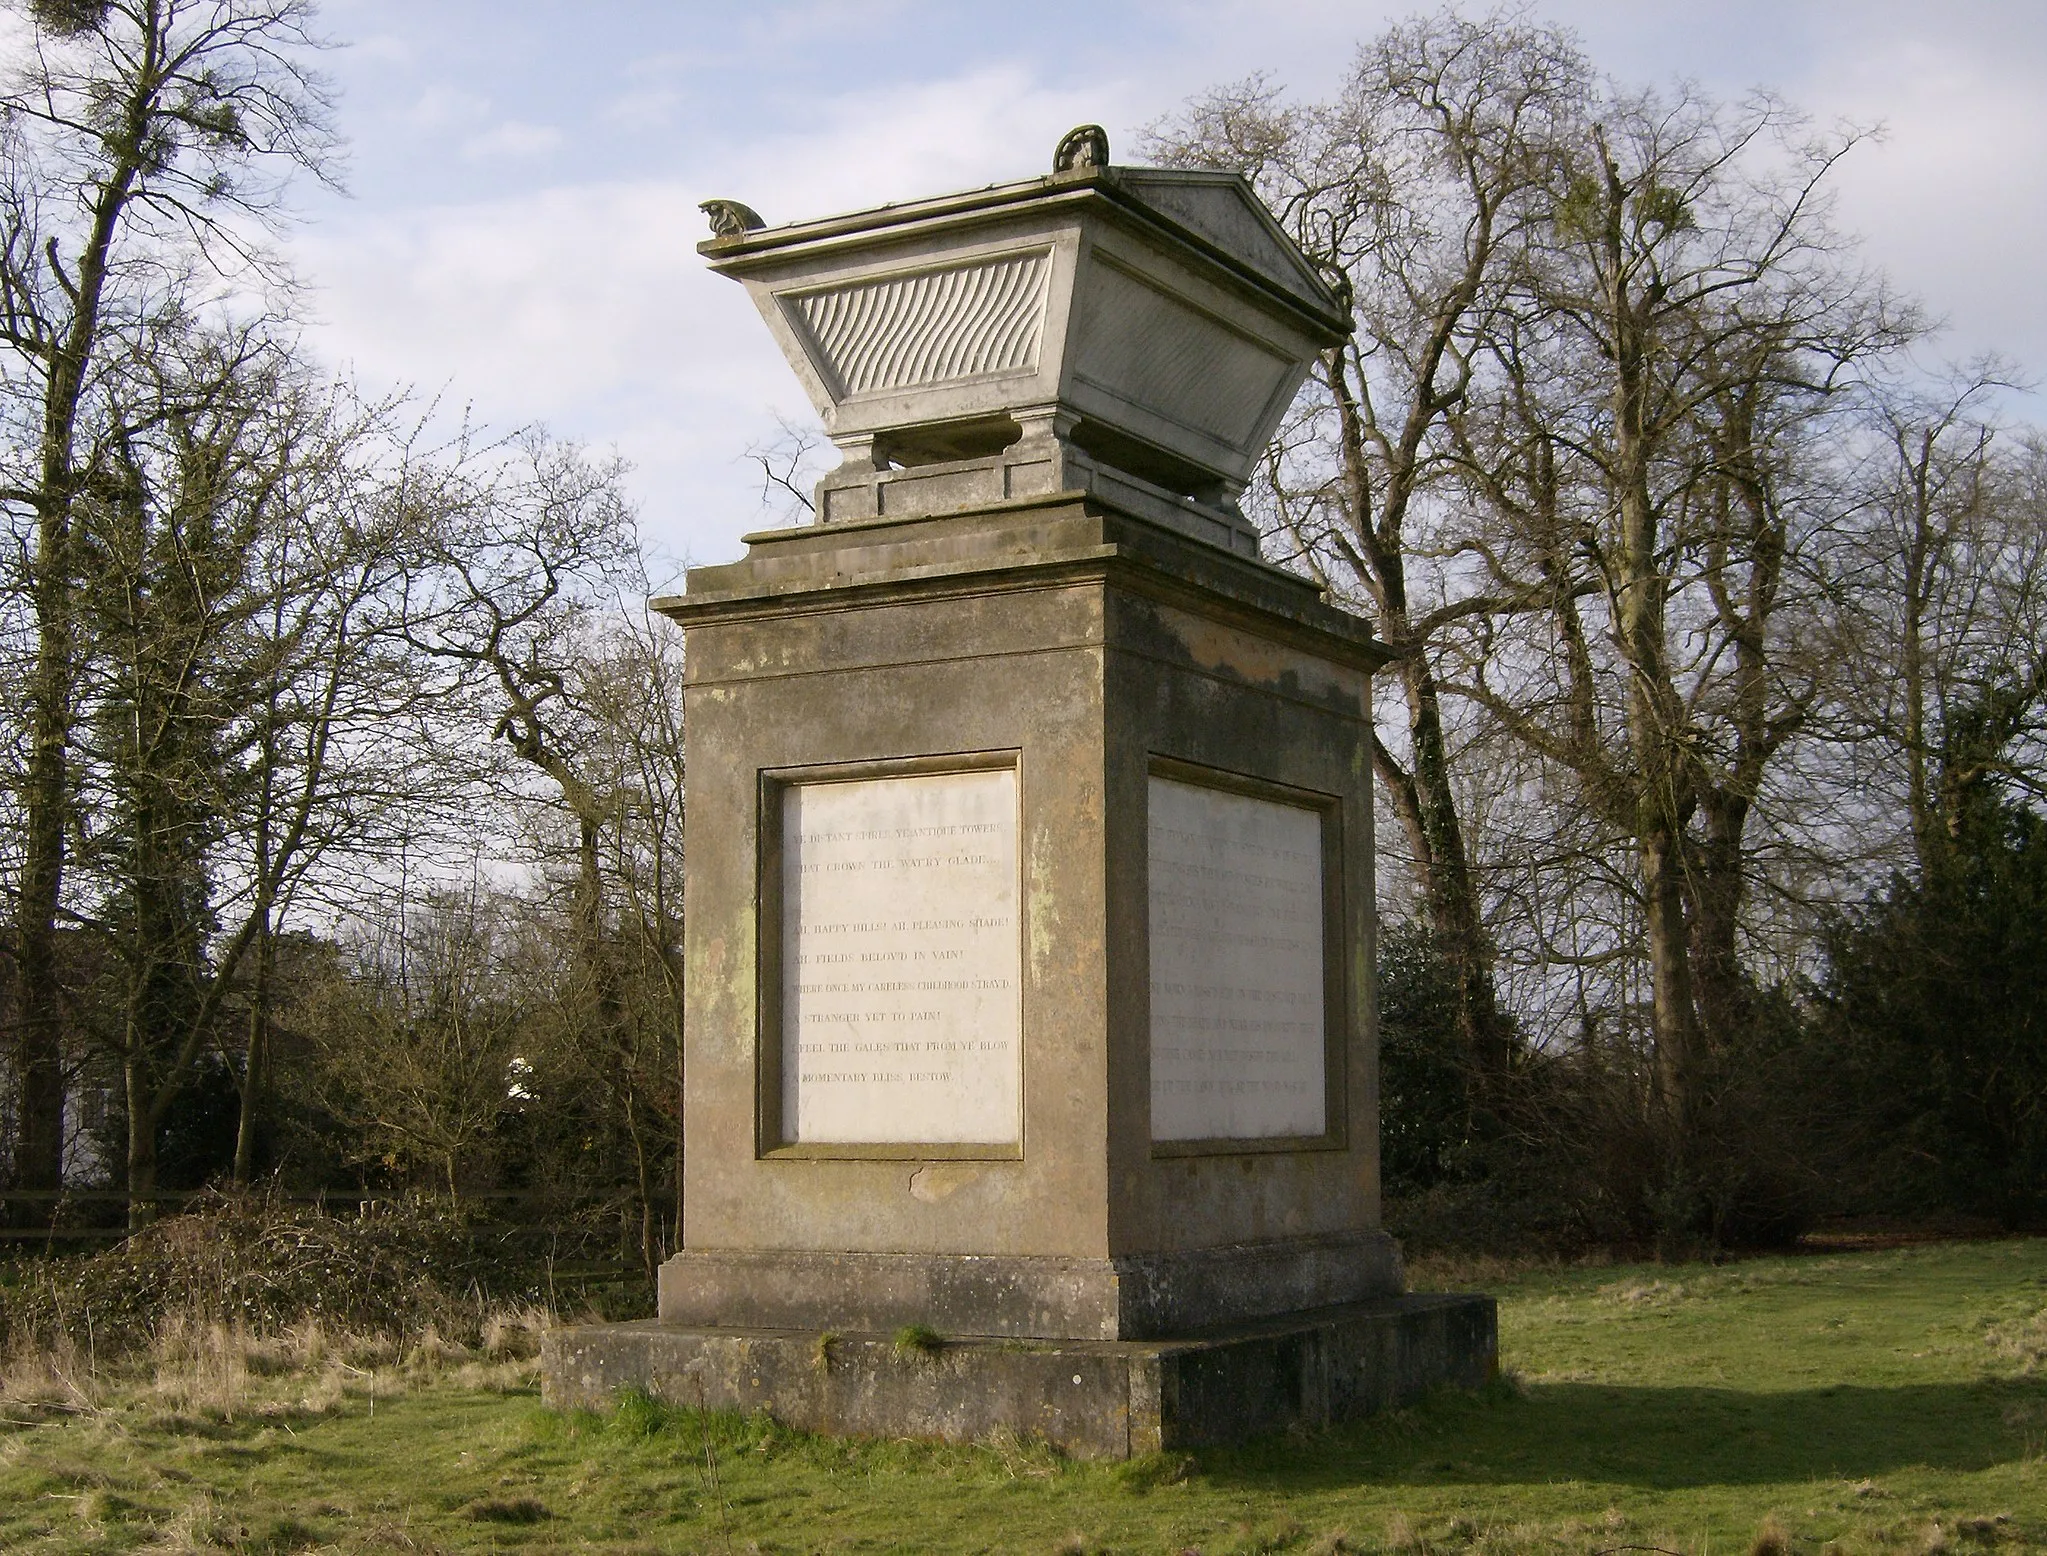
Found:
1150,6 -> 2047,1241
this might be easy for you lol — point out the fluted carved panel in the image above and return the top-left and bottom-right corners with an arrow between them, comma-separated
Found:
1070,261 -> 1292,453
790,251 -> 1051,397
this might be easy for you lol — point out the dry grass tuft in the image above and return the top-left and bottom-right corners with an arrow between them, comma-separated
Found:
1748,1513 -> 1792,1555
480,1304 -> 549,1361
1985,1307 -> 2047,1372
1599,1277 -> 1691,1307
986,1424 -> 1062,1481
465,1494 -> 551,1523
3,1286 -> 554,1437
0,1327 -> 106,1421
137,1488 -> 230,1554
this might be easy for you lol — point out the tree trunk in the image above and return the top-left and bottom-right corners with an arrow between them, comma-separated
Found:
124,1045 -> 158,1232
1685,794 -> 1750,1057
9,764 -> 67,1215
1900,467 -> 1938,874
626,1093 -> 657,1282
1403,655 -> 1511,1076
10,440 -> 83,1225
10,52 -> 161,1225
1326,342 -> 1509,1084
1641,828 -> 1699,1128
1602,165 -> 1703,1134
232,917 -> 274,1187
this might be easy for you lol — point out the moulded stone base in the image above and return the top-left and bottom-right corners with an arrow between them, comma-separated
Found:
542,1292 -> 1496,1460
814,446 -> 1262,556
656,1231 -> 1404,1341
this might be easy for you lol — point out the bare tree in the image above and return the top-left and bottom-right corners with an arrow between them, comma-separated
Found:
63,332 -> 471,1220
1144,9 -> 1588,1079
216,384 -> 476,1187
1442,84 -> 1913,1134
1821,370 -> 2047,876
398,434 -> 687,1250
0,0 -> 335,1211
298,883 -> 527,1199
405,432 -> 638,976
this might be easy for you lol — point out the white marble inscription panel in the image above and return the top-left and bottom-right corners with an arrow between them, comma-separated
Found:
1149,776 -> 1327,1141
782,768 -> 1020,1145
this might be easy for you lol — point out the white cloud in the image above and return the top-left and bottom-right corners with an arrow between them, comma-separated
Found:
402,84 -> 491,132
1793,32 -> 2047,396
461,120 -> 564,161
293,61 -> 1119,565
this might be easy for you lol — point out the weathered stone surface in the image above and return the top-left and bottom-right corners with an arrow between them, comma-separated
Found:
543,1292 -> 1497,1460
649,495 -> 1393,1339
698,135 -> 1352,556
1148,775 -> 1328,1141
655,1230 -> 1404,1341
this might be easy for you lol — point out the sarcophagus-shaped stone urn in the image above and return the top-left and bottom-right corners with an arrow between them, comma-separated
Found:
701,125 -> 1351,555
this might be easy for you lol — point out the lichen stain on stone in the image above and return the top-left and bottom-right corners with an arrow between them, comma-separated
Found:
1154,601 -> 1363,710
689,934 -> 724,1002
693,932 -> 743,1058
1026,831 -> 1061,970
910,1164 -> 981,1203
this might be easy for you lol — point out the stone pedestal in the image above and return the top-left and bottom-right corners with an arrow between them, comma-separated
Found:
539,133 -> 1497,1453
655,1231 -> 1400,1341
664,496 -> 1398,1333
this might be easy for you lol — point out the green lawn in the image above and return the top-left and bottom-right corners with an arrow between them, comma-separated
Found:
2,1239 -> 2043,1553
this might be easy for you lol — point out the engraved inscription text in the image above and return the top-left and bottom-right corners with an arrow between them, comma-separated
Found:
781,768 -> 1021,1145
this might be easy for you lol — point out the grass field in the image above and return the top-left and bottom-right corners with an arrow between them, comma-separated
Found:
2,1238 -> 2043,1553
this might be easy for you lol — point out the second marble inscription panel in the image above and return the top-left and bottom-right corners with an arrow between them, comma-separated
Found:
1148,774 -> 1328,1141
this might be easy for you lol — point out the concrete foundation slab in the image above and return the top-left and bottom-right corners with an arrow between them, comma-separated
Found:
542,1292 -> 1496,1460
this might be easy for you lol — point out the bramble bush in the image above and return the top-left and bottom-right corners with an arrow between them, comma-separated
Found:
0,1194 -> 522,1354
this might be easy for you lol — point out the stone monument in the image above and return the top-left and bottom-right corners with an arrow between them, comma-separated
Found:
543,128 -> 1495,1457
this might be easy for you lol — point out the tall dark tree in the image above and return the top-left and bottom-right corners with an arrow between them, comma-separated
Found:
79,328 -> 268,1214
1824,694 -> 2047,1228
0,0 -> 334,1214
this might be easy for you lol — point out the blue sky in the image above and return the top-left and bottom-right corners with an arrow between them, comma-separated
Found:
284,1 -> 2047,578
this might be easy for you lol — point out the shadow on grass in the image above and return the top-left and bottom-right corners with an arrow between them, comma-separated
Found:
1201,1378 -> 2047,1491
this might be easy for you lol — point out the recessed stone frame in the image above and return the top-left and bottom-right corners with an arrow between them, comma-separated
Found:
1145,755 -> 1348,1159
756,749 -> 1025,1162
